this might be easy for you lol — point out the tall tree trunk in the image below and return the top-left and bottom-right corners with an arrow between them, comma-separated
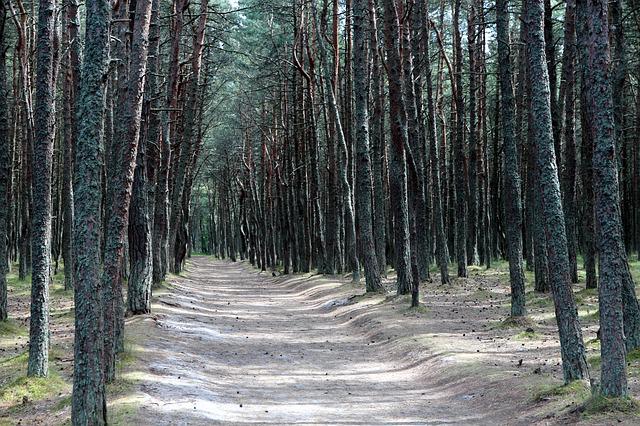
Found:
559,0 -> 578,284
453,0 -> 468,277
102,0 -> 153,382
0,5 -> 9,321
466,0 -> 479,266
353,0 -> 383,292
580,89 -> 598,290
382,0 -> 412,295
168,0 -> 207,274
127,133 -> 152,314
544,0 -> 560,163
424,19 -> 449,284
402,0 -> 429,281
576,0 -> 629,397
312,1 -> 360,282
525,0 -> 588,383
71,0 -> 110,420
369,0 -> 387,276
28,0 -> 57,377
61,0 -> 80,291
496,0 -> 526,317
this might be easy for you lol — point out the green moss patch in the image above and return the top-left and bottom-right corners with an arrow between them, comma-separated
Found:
6,274 -> 31,296
0,373 -> 70,406
581,395 -> 640,416
533,380 -> 590,402
526,292 -> 553,308
0,319 -> 27,336
515,330 -> 539,340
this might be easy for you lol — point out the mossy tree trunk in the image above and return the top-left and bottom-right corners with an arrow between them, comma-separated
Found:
576,0 -> 629,397
28,0 -> 58,378
496,0 -> 526,317
71,0 -> 111,420
525,0 -> 589,384
102,0 -> 153,382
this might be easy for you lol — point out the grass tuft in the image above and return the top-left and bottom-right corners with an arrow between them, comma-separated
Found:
515,330 -> 539,340
0,319 -> 27,336
533,380 -> 590,402
581,395 -> 640,416
497,315 -> 535,329
0,373 -> 70,406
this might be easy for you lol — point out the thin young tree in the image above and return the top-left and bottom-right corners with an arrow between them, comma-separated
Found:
423,18 -> 449,285
453,0 -> 467,277
0,3 -> 8,322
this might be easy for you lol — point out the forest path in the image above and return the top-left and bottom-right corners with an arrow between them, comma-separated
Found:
122,257 -> 490,425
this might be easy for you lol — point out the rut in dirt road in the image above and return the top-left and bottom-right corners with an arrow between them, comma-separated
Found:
125,258 -> 486,425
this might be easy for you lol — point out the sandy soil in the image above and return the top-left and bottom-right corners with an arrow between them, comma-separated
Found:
119,257 -> 626,425
3,256 -> 639,424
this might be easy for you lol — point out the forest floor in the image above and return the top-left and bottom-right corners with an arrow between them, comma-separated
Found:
2,257 -> 640,424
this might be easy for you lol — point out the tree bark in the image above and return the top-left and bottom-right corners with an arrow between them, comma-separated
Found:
71,0 -> 110,420
0,5 -> 9,321
61,0 -> 80,291
382,0 -> 412,295
525,0 -> 588,383
28,0 -> 57,377
102,0 -> 153,382
577,0 -> 629,396
353,0 -> 383,292
496,0 -> 526,317
453,0 -> 467,277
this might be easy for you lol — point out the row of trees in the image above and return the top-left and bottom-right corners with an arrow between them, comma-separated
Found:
0,0 -> 224,422
191,0 -> 640,400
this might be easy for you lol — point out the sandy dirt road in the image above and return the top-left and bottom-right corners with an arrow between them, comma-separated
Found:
122,257 -> 496,425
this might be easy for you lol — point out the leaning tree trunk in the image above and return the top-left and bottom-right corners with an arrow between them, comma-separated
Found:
496,0 -> 526,317
71,0 -> 111,420
168,0 -> 207,274
102,0 -> 153,382
525,0 -> 589,384
28,0 -> 57,378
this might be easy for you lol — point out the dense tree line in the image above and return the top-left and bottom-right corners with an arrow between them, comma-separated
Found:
1,0 -> 640,422
0,0 -> 229,422
188,0 -> 640,400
